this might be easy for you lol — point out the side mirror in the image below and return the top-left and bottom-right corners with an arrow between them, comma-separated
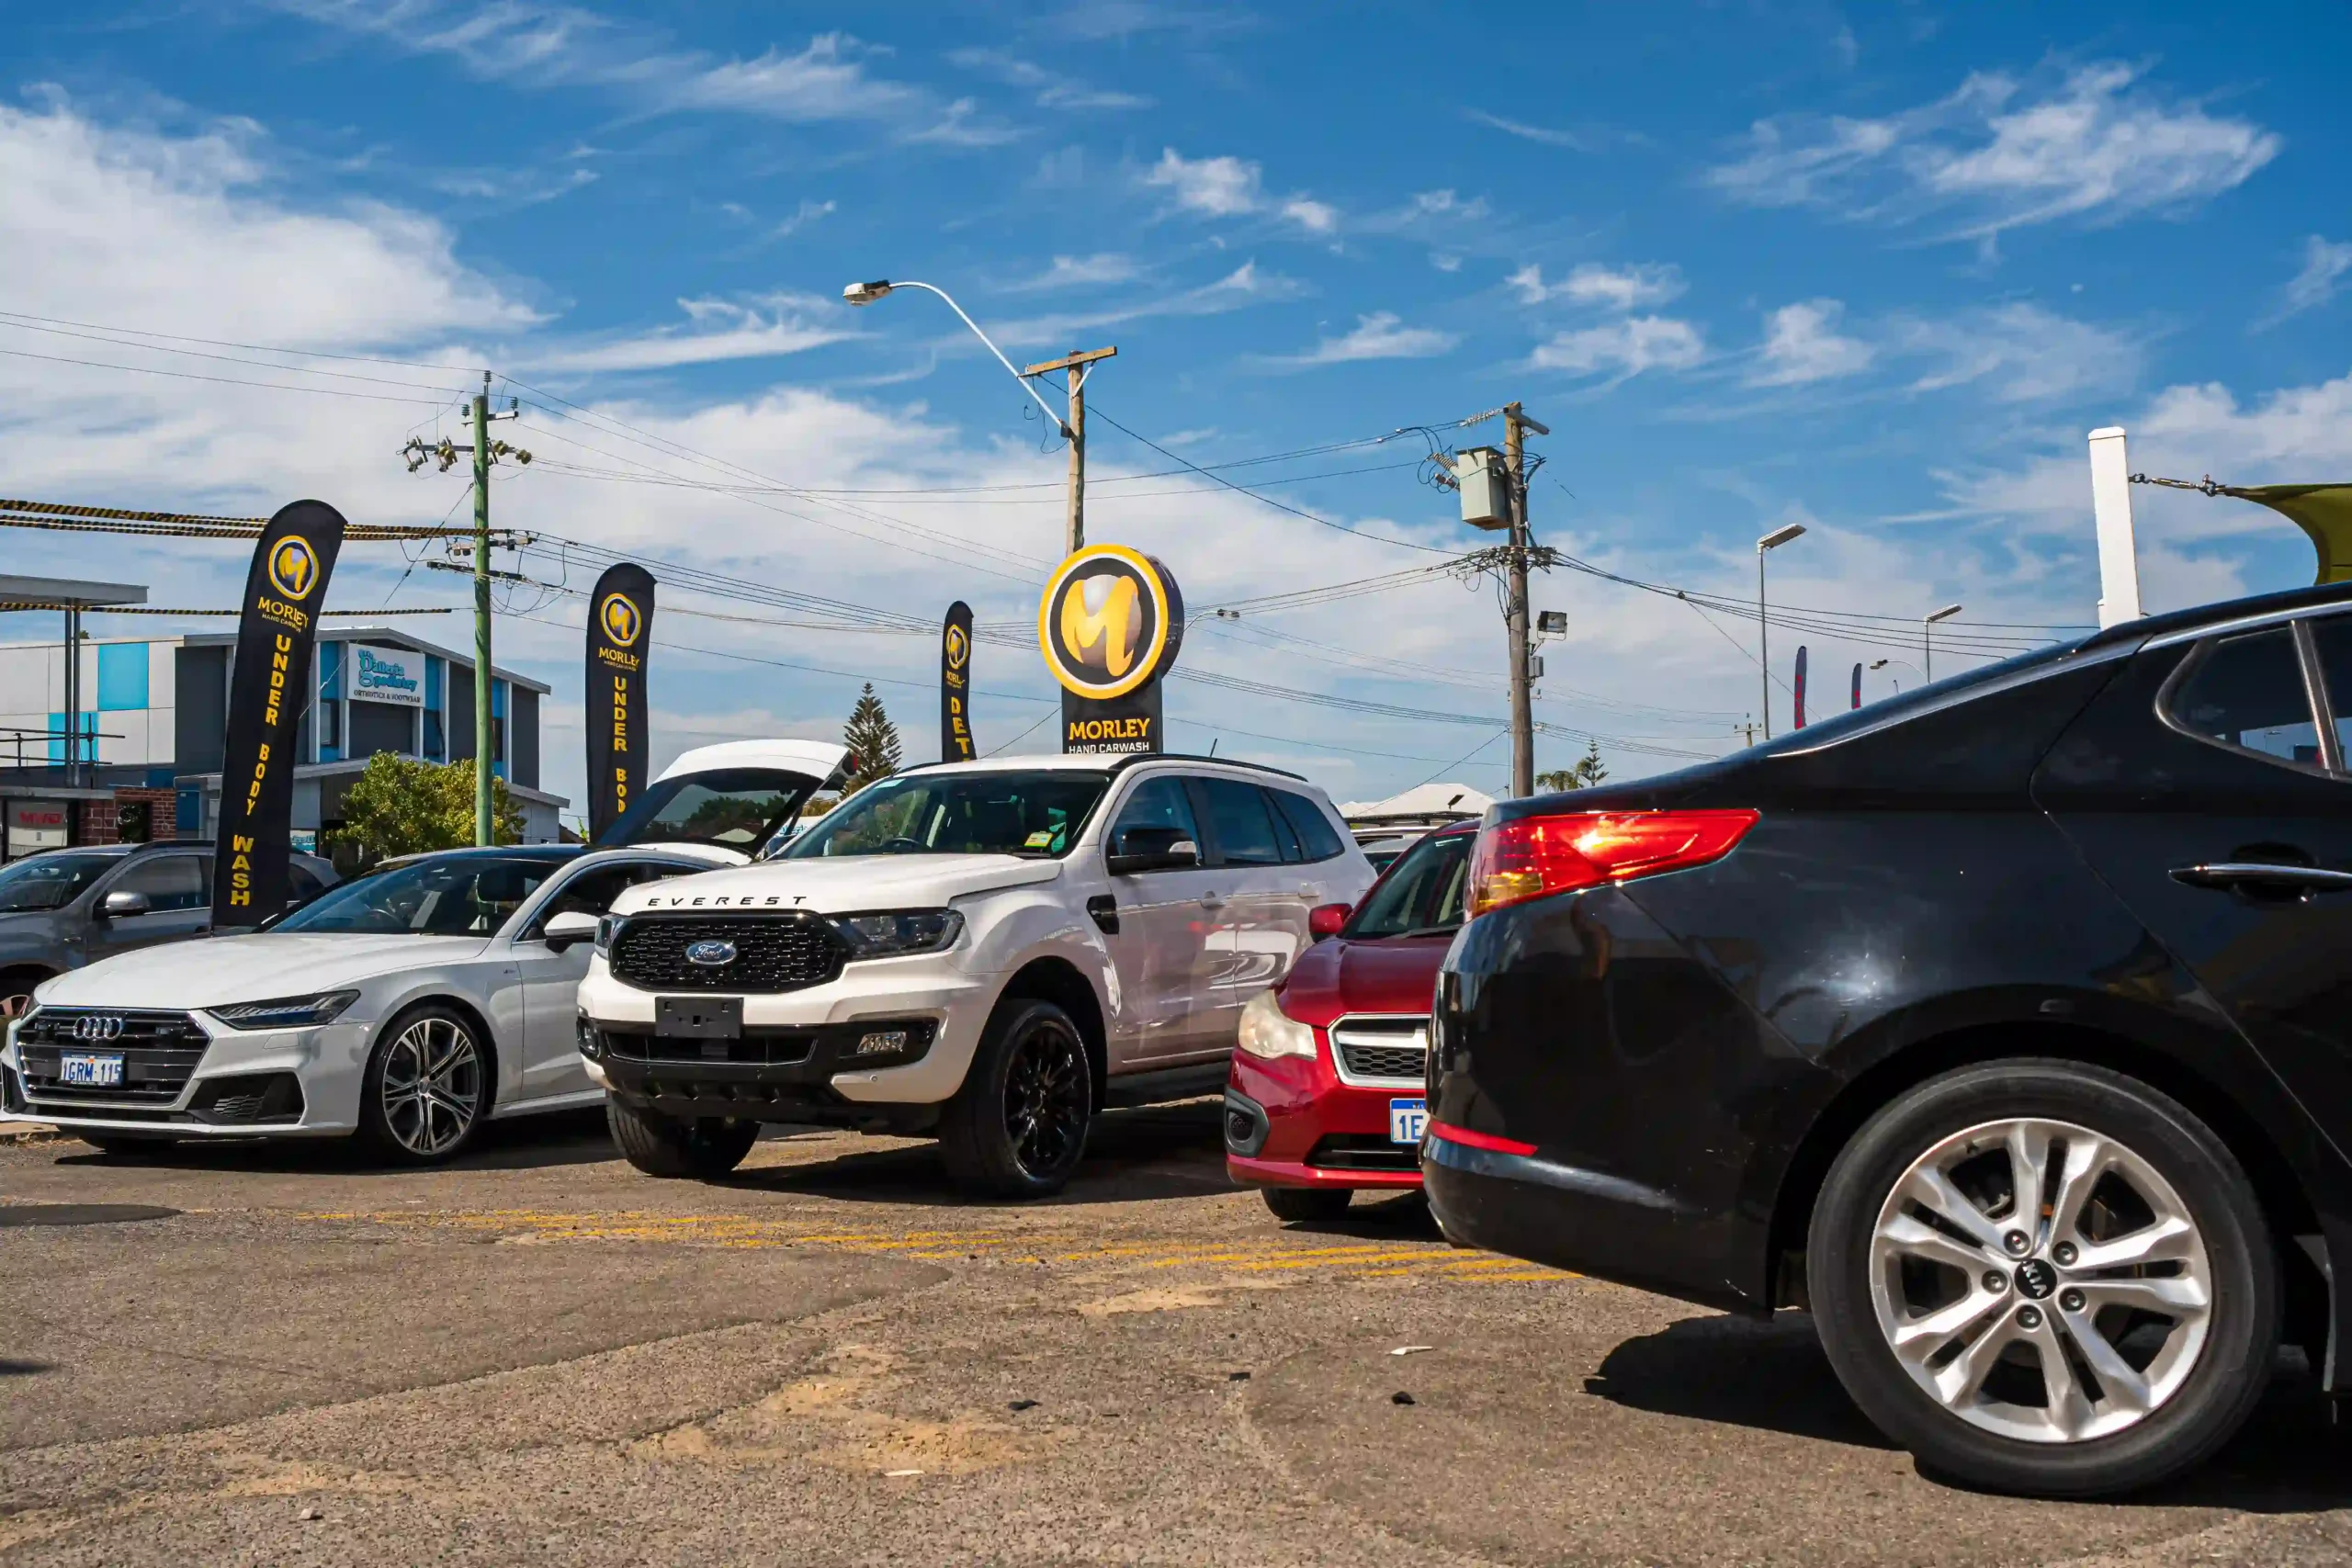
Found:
543,909 -> 600,952
1308,902 -> 1352,941
100,890 -> 154,919
1106,827 -> 1201,875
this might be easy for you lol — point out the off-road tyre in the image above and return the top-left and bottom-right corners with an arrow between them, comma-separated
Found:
1808,1058 -> 2278,1497
937,998 -> 1092,1199
605,1096 -> 760,1179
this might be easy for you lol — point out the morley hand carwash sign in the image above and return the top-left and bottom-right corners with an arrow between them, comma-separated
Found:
1038,545 -> 1183,754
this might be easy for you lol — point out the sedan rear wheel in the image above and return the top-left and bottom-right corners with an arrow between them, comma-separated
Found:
360,1006 -> 492,1165
1809,1060 -> 2278,1497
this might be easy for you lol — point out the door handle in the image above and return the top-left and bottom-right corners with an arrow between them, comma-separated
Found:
2170,863 -> 2352,894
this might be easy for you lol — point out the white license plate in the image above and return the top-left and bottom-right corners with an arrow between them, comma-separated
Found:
62,1054 -> 126,1088
1388,1097 -> 1428,1145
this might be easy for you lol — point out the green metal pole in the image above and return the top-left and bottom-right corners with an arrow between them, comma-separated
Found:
472,383 -> 494,846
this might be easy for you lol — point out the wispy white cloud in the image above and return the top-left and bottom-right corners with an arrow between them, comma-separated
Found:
1889,302 -> 2136,402
1462,108 -> 1587,150
1141,147 -> 1340,234
1747,299 -> 1873,386
2255,235 -> 2352,330
1532,317 -> 1705,380
429,164 -> 598,207
988,261 -> 1307,348
530,294 -> 854,371
1510,261 -> 1684,310
270,5 -> 1011,145
1705,61 -> 2279,246
770,197 -> 835,238
1009,253 -> 1142,290
946,47 -> 1150,110
1262,312 -> 1459,370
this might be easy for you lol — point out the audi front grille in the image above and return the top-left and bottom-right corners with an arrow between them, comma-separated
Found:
608,915 -> 848,994
15,1010 -> 209,1110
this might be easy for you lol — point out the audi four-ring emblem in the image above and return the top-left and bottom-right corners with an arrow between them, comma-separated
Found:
71,1015 -> 126,1042
684,940 -> 739,967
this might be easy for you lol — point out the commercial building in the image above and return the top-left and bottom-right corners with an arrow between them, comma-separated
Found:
0,610 -> 565,859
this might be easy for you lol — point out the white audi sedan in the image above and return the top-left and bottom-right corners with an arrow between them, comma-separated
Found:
0,843 -> 731,1163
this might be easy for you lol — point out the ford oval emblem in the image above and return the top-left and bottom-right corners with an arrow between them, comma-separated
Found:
685,939 -> 739,967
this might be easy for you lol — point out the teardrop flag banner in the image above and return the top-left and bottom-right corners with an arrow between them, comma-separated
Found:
1792,645 -> 1808,731
586,562 -> 655,841
212,500 -> 346,927
941,600 -> 977,762
1850,661 -> 1862,711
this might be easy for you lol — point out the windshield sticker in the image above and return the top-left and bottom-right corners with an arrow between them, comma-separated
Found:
1024,830 -> 1055,849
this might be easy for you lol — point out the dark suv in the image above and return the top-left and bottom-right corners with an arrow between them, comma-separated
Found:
0,843 -> 337,1019
1426,578 -> 2352,1496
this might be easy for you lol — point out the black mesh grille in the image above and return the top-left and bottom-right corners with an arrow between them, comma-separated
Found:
609,917 -> 845,993
1338,1042 -> 1427,1079
1306,1134 -> 1419,1172
16,1010 -> 209,1108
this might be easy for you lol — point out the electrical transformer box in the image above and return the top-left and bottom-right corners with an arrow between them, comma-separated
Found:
1453,447 -> 1510,529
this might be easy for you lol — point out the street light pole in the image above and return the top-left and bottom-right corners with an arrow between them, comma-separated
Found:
845,280 -> 1114,557
1756,524 -> 1806,739
1923,603 -> 1963,682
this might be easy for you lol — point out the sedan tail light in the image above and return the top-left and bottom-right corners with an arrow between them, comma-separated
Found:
1466,809 -> 1759,918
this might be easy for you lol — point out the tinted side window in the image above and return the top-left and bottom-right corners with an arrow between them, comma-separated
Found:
1270,790 -> 1347,862
1197,777 -> 1285,866
1109,776 -> 1200,846
2162,628 -> 2321,767
112,854 -> 207,911
288,863 -> 323,899
2305,615 -> 2352,768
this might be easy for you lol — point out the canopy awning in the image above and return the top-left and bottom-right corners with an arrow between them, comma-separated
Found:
2220,484 -> 2352,584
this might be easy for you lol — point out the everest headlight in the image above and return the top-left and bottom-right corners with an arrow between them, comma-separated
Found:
207,990 -> 361,1031
830,909 -> 965,959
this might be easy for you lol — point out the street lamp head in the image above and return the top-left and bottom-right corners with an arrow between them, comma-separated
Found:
1925,603 -> 1964,625
842,280 -> 895,306
1758,523 -> 1807,552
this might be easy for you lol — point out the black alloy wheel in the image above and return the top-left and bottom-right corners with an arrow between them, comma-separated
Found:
939,998 -> 1093,1199
1808,1058 -> 2278,1498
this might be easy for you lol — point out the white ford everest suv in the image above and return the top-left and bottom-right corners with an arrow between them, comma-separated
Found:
575,753 -> 1374,1196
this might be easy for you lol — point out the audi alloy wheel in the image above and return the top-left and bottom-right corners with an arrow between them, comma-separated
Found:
360,1006 -> 491,1165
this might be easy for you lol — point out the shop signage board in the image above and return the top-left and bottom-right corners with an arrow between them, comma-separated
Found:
1037,545 -> 1184,755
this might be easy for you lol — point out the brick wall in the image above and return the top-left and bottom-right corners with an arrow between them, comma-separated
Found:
114,787 -> 180,843
75,798 -> 119,846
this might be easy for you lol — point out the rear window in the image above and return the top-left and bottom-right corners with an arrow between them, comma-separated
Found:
1269,789 -> 1347,863
2162,627 -> 2322,767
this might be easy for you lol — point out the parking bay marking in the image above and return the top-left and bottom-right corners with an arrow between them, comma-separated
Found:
299,1209 -> 1573,1285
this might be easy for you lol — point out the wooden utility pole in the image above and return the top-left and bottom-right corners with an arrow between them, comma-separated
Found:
1023,346 -> 1116,554
1503,401 -> 1548,799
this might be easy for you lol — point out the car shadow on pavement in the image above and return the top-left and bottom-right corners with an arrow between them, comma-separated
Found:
1586,1312 -> 2352,1509
722,1101 -> 1239,1210
49,1107 -> 621,1176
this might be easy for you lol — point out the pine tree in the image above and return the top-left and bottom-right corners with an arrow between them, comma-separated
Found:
841,682 -> 902,792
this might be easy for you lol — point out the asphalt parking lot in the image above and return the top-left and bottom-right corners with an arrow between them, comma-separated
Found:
2,1108 -> 2346,1568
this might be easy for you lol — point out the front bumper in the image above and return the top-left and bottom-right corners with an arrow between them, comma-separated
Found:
577,953 -> 1000,1114
1222,1043 -> 1424,1191
1,1009 -> 371,1137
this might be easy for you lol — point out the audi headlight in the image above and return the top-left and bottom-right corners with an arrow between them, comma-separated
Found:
207,990 -> 361,1031
831,909 -> 964,958
1237,988 -> 1317,1061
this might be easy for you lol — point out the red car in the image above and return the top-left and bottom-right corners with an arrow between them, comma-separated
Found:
1223,821 -> 1474,1221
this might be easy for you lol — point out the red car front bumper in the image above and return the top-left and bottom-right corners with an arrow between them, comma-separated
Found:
1224,1043 -> 1424,1191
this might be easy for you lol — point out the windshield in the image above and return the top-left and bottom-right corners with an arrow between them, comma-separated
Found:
1346,831 -> 1472,939
272,853 -> 562,935
784,771 -> 1108,860
596,767 -> 820,852
0,852 -> 116,912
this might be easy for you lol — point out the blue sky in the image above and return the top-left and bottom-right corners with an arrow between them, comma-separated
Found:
3,2 -> 2349,816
